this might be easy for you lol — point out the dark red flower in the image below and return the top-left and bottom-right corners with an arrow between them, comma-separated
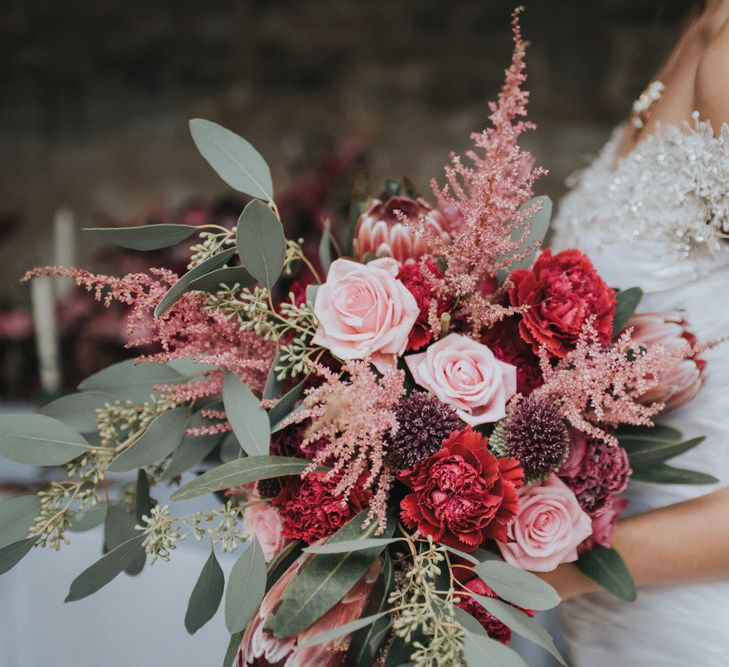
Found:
397,260 -> 447,351
273,473 -> 371,544
456,577 -> 535,644
482,316 -> 543,395
398,427 -> 524,551
509,249 -> 616,358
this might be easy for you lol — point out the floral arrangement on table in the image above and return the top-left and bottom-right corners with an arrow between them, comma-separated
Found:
0,12 -> 717,667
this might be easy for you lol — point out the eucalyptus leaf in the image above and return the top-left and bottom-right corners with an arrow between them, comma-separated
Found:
442,544 -> 480,565
0,414 -> 91,466
104,505 -> 145,576
628,436 -> 705,469
155,248 -> 236,318
472,560 -> 560,610
79,359 -> 185,403
236,200 -> 286,289
0,495 -> 40,550
135,469 -> 155,524
617,422 -> 683,446
222,631 -> 244,667
472,594 -> 566,665
612,286 -> 644,336
462,625 -> 529,667
187,266 -> 257,294
85,224 -> 199,250
70,506 -> 107,532
498,195 -> 552,279
166,357 -> 219,375
171,456 -> 313,501
0,538 -> 35,575
576,545 -> 636,602
299,611 -> 389,649
225,537 -> 267,633
223,372 -> 270,457
219,432 -> 245,463
631,464 -> 718,485
267,510 -> 392,638
65,534 -> 146,602
306,283 -> 318,306
186,549 -> 225,634
107,406 -> 191,472
303,537 -> 402,555
267,379 -> 305,431
162,420 -> 222,480
262,354 -> 283,400
189,119 -> 273,201
39,391 -> 113,433
265,540 -> 302,592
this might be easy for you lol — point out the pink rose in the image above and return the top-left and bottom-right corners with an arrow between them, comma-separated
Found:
404,333 -> 517,426
244,503 -> 286,563
312,257 -> 419,372
580,496 -> 629,552
497,474 -> 592,572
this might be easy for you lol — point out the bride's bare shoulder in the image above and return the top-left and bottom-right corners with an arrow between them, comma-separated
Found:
696,19 -> 729,129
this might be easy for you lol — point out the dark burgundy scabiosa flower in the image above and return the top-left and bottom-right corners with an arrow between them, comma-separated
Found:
494,395 -> 569,482
273,472 -> 371,544
386,391 -> 464,469
559,430 -> 631,515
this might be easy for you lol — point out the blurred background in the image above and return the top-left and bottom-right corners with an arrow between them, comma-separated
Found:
0,0 -> 697,402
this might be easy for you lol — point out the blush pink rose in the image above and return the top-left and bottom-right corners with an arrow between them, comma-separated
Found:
312,257 -> 419,372
404,333 -> 517,426
580,496 -> 629,553
244,503 -> 286,563
497,474 -> 592,572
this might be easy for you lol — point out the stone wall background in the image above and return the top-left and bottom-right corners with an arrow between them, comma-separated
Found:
0,0 -> 694,291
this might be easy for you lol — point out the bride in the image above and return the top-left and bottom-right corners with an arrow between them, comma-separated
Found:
546,1 -> 729,664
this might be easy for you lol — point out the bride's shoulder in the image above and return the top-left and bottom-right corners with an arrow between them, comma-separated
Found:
696,19 -> 729,130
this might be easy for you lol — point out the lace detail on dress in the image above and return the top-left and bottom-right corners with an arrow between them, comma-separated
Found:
554,113 -> 729,261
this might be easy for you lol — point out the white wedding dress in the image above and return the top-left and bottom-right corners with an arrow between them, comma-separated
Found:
551,112 -> 729,666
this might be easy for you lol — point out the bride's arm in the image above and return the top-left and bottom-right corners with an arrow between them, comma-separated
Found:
695,16 -> 729,128
538,486 -> 729,600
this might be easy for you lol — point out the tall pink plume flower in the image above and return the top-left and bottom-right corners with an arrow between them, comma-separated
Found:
425,9 -> 546,334
284,359 -> 405,533
623,310 -> 706,412
239,555 -> 382,667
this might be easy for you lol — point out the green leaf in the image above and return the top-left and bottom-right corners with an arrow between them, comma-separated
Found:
262,354 -> 283,401
472,595 -> 566,665
576,545 -> 636,602
107,406 -> 191,472
225,537 -> 267,633
79,359 -> 185,404
135,469 -> 155,524
628,436 -> 705,469
0,414 -> 91,466
472,560 -> 560,610
187,266 -> 257,293
155,248 -> 236,318
319,222 -> 334,275
612,286 -> 644,336
345,552 -> 394,667
70,506 -> 107,532
498,195 -> 553,279
236,200 -> 286,289
166,357 -> 219,375
171,456 -> 313,501
442,544 -> 481,565
0,538 -> 35,575
186,549 -> 225,634
65,534 -> 146,601
223,372 -> 270,457
267,379 -> 305,431
299,611 -> 389,649
39,391 -> 113,433
265,540 -> 302,593
462,624 -> 529,667
0,495 -> 40,550
268,510 -> 392,638
303,537 -> 402,555
617,423 -> 683,447
222,631 -> 244,667
104,505 -> 145,576
161,413 -> 223,481
219,432 -> 245,463
189,118 -> 273,201
85,224 -> 199,250
631,464 -> 719,485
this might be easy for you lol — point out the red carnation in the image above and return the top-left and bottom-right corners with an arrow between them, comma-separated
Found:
482,316 -> 543,395
273,472 -> 370,544
397,260 -> 446,351
509,249 -> 616,358
398,427 -> 524,551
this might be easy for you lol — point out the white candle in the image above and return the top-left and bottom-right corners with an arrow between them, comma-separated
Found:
53,207 -> 76,298
30,276 -> 61,395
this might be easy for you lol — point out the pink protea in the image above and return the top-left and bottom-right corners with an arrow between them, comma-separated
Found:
239,555 -> 382,667
352,195 -> 447,264
623,311 -> 706,412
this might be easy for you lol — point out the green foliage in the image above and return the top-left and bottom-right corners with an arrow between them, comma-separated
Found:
79,359 -> 185,404
225,537 -> 267,633
222,372 -> 270,456
0,415 -> 91,466
187,266 -> 257,293
0,495 -> 40,550
186,549 -> 225,635
497,195 -> 552,280
39,391 -> 113,433
472,559 -> 560,611
85,224 -> 199,250
236,200 -> 286,289
612,286 -> 644,336
576,545 -> 637,602
267,379 -> 305,431
105,504 -> 146,575
0,538 -> 35,575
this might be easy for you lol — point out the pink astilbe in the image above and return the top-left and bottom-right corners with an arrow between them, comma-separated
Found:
426,8 -> 546,334
532,321 -> 693,446
285,359 -> 405,533
22,266 -> 274,398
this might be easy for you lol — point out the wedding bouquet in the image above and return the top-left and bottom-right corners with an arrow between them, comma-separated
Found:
0,12 -> 716,667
